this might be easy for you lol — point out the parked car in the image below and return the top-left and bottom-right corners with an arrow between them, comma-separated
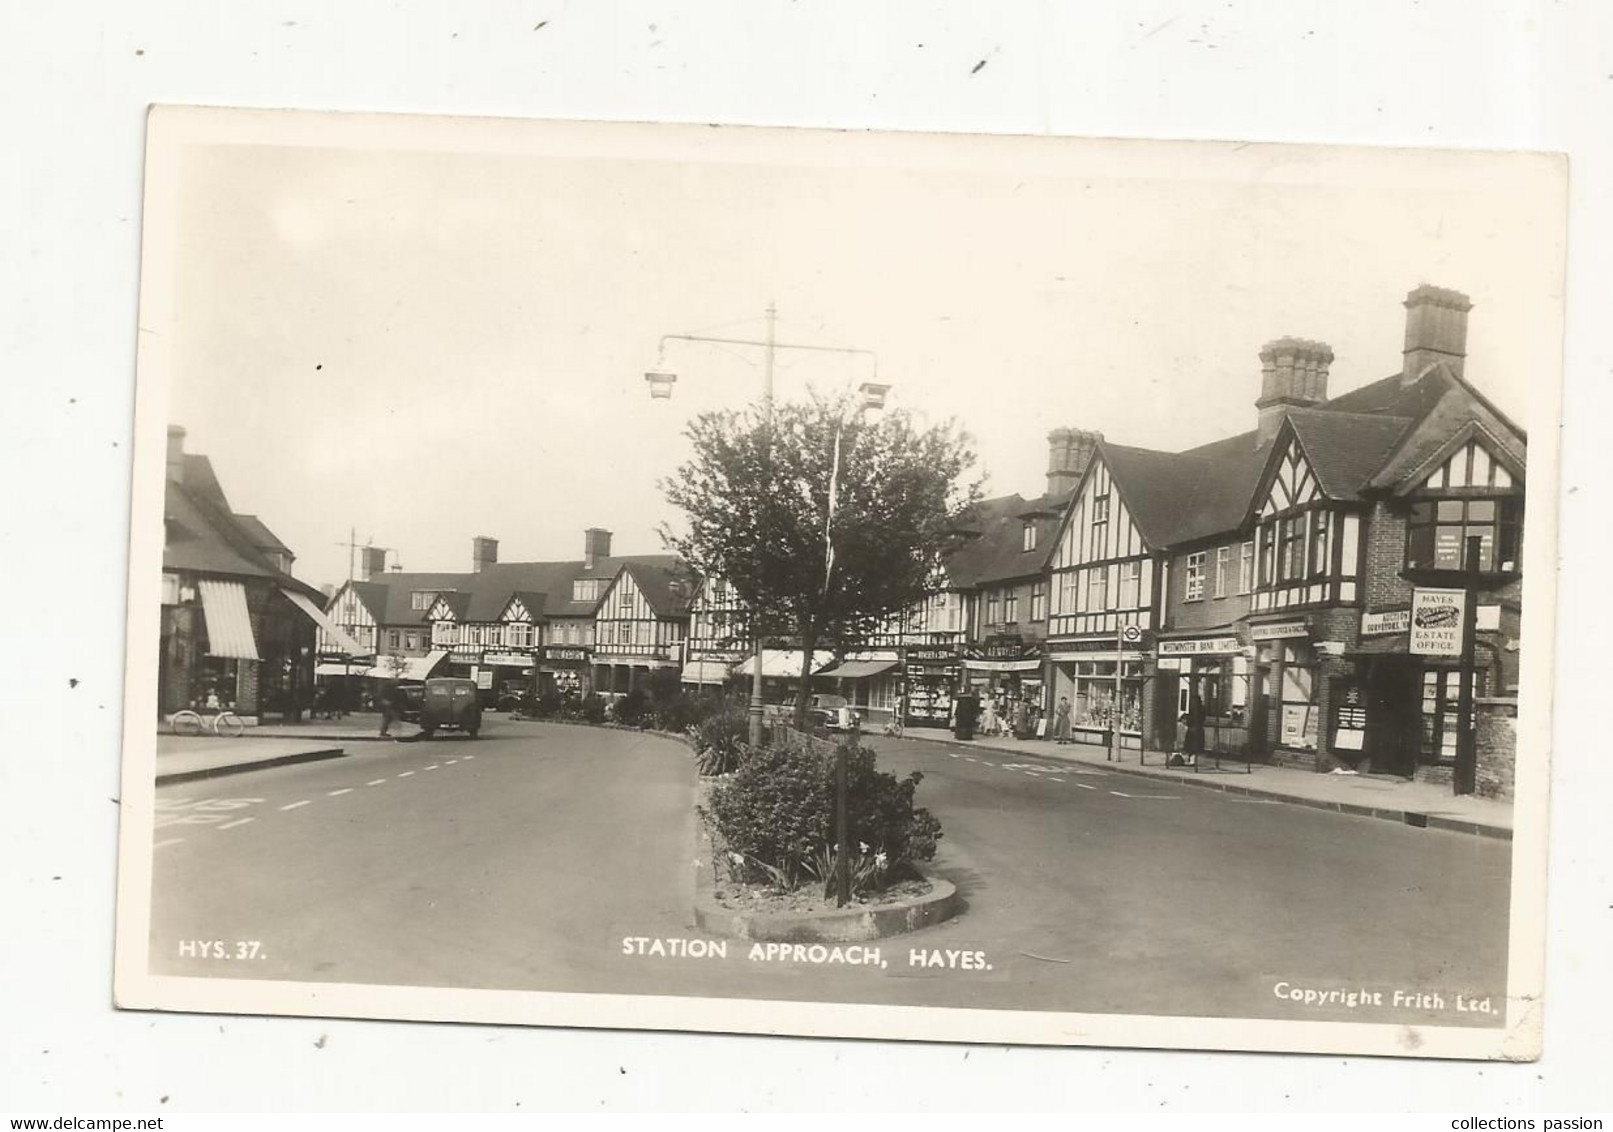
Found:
392,681 -> 426,723
419,677 -> 483,739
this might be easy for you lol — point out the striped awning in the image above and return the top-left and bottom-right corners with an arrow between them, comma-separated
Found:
198,579 -> 260,661
819,659 -> 899,679
279,587 -> 367,656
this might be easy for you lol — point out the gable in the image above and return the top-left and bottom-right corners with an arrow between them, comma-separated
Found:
1401,424 -> 1524,496
502,596 -> 532,623
426,595 -> 457,622
1051,453 -> 1148,570
1256,435 -> 1322,518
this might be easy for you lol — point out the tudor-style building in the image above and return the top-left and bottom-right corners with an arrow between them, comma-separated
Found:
592,561 -> 692,693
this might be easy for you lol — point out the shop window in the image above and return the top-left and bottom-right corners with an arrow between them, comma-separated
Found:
1406,498 -> 1521,572
1069,660 -> 1143,732
1420,667 -> 1489,764
1184,552 -> 1206,602
1030,581 -> 1047,622
1277,642 -> 1319,750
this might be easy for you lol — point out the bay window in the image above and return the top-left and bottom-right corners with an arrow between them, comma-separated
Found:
1406,498 -> 1521,572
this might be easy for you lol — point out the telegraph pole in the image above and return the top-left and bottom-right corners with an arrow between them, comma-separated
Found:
1453,535 -> 1482,796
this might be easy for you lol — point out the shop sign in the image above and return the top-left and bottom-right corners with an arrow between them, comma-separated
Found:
905,645 -> 958,664
1281,703 -> 1319,748
1410,588 -> 1465,658
450,650 -> 483,665
1361,609 -> 1411,637
543,646 -> 590,662
1333,683 -> 1367,752
1251,621 -> 1308,641
474,670 -> 493,690
484,652 -> 534,667
1157,636 -> 1241,657
981,635 -> 1025,660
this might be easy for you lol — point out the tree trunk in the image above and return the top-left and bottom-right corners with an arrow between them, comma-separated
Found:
794,620 -> 818,733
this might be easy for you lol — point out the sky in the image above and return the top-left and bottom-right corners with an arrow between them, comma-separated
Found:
154,115 -> 1564,592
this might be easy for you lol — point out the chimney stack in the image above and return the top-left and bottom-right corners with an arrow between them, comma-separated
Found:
1046,428 -> 1104,497
472,536 -> 499,573
584,528 -> 613,570
358,545 -> 388,580
1402,284 -> 1471,385
1256,338 -> 1333,445
166,425 -> 186,483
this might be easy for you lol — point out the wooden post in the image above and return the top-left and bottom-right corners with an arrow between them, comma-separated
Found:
835,743 -> 851,906
1453,535 -> 1482,796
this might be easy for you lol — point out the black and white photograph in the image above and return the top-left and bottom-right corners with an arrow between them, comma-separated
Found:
112,106 -> 1563,1060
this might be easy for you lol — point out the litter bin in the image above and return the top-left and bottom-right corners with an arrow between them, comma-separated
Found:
953,693 -> 980,740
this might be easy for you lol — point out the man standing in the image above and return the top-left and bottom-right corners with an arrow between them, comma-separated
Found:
378,684 -> 396,739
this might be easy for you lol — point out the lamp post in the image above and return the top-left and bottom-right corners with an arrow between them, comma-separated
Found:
645,306 -> 880,750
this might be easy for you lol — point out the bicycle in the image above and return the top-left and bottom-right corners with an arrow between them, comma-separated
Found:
882,716 -> 904,739
169,709 -> 244,737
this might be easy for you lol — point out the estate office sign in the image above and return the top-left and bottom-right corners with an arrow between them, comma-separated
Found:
1410,588 -> 1466,657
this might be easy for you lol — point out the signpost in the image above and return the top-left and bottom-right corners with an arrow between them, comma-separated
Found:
1411,538 -> 1482,795
1114,623 -> 1143,762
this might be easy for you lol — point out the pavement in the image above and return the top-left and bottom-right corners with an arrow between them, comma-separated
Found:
141,722 -> 1512,1028
155,735 -> 347,785
896,725 -> 1513,838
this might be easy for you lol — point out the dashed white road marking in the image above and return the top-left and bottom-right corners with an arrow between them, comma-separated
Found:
153,838 -> 186,849
1074,783 -> 1097,790
1109,791 -> 1179,799
327,788 -> 353,796
278,800 -> 311,811
216,817 -> 255,830
397,771 -> 415,777
1046,778 -> 1066,784
445,759 -> 459,765
1227,798 -> 1282,805
424,765 -> 440,771
461,755 -> 474,760
366,779 -> 387,786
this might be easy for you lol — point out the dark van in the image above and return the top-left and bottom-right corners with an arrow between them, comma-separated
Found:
420,677 -> 483,739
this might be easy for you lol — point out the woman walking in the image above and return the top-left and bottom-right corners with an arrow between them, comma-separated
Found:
1053,694 -> 1072,744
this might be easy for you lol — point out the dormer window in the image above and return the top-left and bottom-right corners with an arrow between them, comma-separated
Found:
1022,522 -> 1037,552
572,578 -> 605,603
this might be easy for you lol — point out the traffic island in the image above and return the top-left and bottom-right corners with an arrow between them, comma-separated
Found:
692,855 -> 958,944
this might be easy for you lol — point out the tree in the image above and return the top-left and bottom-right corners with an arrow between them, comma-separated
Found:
661,392 -> 980,731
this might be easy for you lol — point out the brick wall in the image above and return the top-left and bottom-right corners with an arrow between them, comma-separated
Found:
1474,696 -> 1518,799
1364,501 -> 1412,610
1166,544 -> 1252,632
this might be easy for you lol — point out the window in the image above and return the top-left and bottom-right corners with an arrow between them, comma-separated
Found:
1309,511 -> 1332,577
1406,498 -> 1521,572
1003,590 -> 1019,624
432,621 -> 456,646
1238,542 -> 1254,594
411,591 -> 435,611
986,590 -> 1000,626
1117,560 -> 1142,609
387,630 -> 401,649
712,578 -> 728,603
1057,571 -> 1079,616
1030,581 -> 1047,621
572,579 -> 604,603
1087,567 -> 1108,612
1280,516 -> 1306,582
1022,522 -> 1037,552
1092,494 -> 1110,525
405,633 -> 419,650
1184,552 -> 1206,601
508,623 -> 533,649
1214,547 -> 1230,598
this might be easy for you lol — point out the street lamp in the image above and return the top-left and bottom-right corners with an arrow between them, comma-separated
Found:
645,305 -> 879,751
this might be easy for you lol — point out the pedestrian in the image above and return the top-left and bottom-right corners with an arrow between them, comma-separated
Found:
1012,697 -> 1030,740
1054,695 -> 1072,744
378,685 -> 396,738
981,694 -> 998,737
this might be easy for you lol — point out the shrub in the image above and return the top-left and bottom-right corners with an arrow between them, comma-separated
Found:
691,697 -> 752,775
580,693 -> 606,724
531,690 -> 564,719
703,733 -> 942,895
614,687 -> 651,728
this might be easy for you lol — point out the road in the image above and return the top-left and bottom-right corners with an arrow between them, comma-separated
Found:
146,722 -> 1511,1027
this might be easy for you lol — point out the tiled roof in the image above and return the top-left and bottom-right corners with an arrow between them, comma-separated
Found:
948,491 -> 1071,587
229,514 -> 291,555
1286,409 -> 1413,500
620,560 -> 697,617
162,471 -> 324,602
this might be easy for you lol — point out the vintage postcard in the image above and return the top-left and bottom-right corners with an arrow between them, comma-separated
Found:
115,106 -> 1564,1059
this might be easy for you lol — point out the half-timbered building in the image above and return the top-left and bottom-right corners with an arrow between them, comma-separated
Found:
592,561 -> 693,693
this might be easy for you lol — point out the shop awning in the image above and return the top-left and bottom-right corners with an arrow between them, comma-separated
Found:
315,662 -> 368,677
681,659 -> 733,685
198,579 -> 260,661
819,659 -> 899,679
390,650 -> 448,680
732,650 -> 833,678
961,658 -> 1044,673
278,587 -> 367,656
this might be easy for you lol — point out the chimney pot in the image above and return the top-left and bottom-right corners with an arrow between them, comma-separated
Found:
1402,284 -> 1472,385
1256,338 -> 1333,445
1046,428 -> 1103,497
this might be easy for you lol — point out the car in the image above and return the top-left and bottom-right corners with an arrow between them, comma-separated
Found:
419,677 -> 483,739
392,681 -> 426,723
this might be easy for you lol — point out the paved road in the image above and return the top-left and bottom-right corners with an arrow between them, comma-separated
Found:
146,723 -> 1511,1027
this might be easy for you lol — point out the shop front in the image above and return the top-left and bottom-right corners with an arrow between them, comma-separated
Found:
538,644 -> 593,700
483,649 -> 539,708
1152,634 -> 1251,757
1247,619 -> 1323,768
901,644 -> 960,729
961,636 -> 1047,736
1047,640 -> 1146,751
817,654 -> 901,725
